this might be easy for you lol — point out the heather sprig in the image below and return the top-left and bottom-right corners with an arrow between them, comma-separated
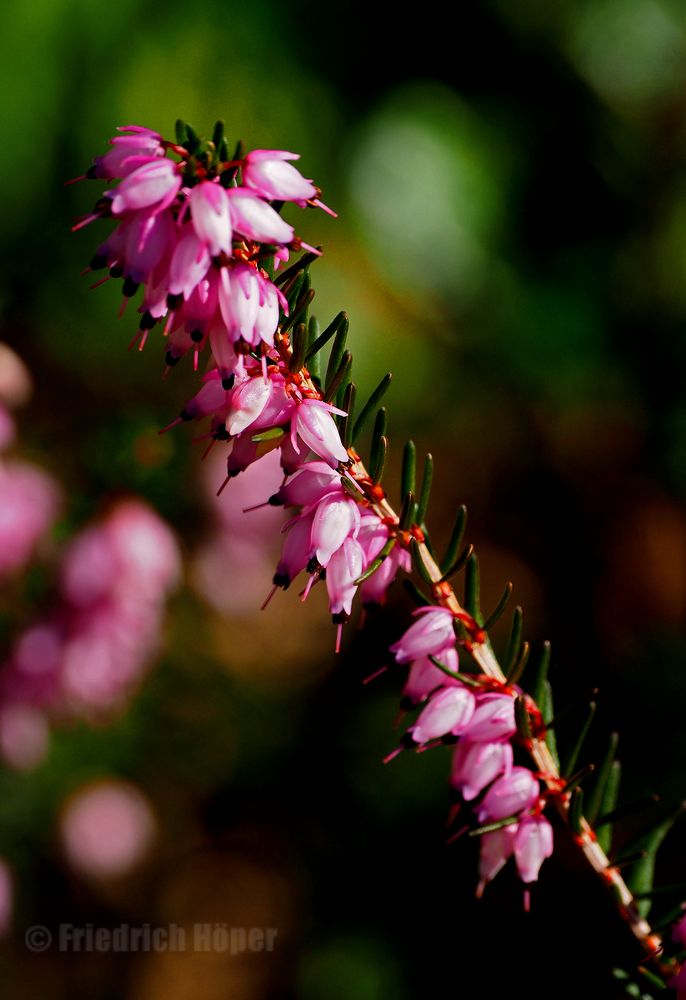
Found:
73,119 -> 686,996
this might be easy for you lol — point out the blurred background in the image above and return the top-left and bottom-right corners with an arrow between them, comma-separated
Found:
2,0 -> 686,996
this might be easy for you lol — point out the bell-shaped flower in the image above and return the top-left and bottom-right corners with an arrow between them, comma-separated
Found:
189,181 -> 232,256
401,648 -> 461,707
227,188 -> 295,244
243,150 -> 317,204
390,606 -> 456,665
513,815 -> 554,884
110,159 -> 181,215
168,229 -> 211,299
462,692 -> 517,743
293,399 -> 348,468
477,767 -> 540,823
273,513 -> 315,588
477,826 -> 518,895
272,462 -> 342,508
91,128 -> 164,180
407,685 -> 475,745
451,740 -> 513,801
310,493 -> 360,567
326,537 -> 365,617
225,376 -> 272,436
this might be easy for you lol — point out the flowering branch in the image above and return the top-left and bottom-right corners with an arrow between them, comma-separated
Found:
72,119 -> 686,997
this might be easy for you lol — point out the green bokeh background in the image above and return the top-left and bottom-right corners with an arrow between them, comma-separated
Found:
3,1 -> 686,997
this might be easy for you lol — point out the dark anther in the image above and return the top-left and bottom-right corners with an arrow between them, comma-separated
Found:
166,292 -> 183,309
85,165 -> 98,180
306,557 -> 320,575
109,265 -> 124,279
89,254 -> 107,271
179,409 -> 193,422
221,375 -> 235,391
267,495 -> 284,506
331,611 -> 348,625
273,572 -> 290,589
212,427 -> 230,441
165,351 -> 180,367
122,276 -> 140,298
139,311 -> 157,331
190,329 -> 204,343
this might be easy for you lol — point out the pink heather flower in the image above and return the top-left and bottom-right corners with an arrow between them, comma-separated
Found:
293,398 -> 349,468
673,913 -> 686,948
274,512 -> 315,587
104,500 -> 181,597
311,493 -> 360,567
0,342 -> 32,408
462,691 -> 517,743
401,648 -> 461,707
326,536 -> 365,617
121,209 -> 176,283
168,229 -> 211,299
0,404 -> 15,451
90,128 -> 164,180
0,461 -> 61,576
407,685 -> 476,745
451,740 -> 513,801
477,766 -> 540,823
189,181 -> 232,256
227,188 -> 295,244
513,815 -> 554,884
225,375 -> 272,436
110,158 -> 181,215
243,149 -> 317,204
355,514 -> 410,607
179,372 -> 232,423
60,779 -> 156,879
0,704 -> 50,771
390,606 -> 456,665
218,265 -> 286,350
477,825 -> 518,896
271,461 -> 342,508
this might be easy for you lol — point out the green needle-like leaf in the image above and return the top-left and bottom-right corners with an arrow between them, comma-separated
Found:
596,760 -> 622,853
464,553 -> 483,626
410,538 -> 433,584
340,382 -> 357,447
403,579 -> 432,607
503,606 -> 523,677
401,440 -> 416,500
569,787 -> 584,835
482,583 -> 514,631
323,350 -> 352,403
624,802 -> 686,915
416,453 -> 434,525
561,701 -> 597,779
586,733 -> 619,827
529,640 -> 551,709
324,316 -> 350,389
370,435 -> 388,485
288,322 -> 308,373
506,640 -> 530,686
351,373 -> 393,443
542,679 -> 560,768
441,506 -> 467,575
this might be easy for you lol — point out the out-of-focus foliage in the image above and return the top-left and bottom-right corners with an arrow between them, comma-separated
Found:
2,1 -> 686,998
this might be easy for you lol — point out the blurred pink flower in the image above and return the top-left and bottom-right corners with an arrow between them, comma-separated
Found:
60,779 -> 156,879
0,460 -> 60,577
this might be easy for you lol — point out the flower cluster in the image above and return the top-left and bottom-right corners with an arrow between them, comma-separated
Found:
389,607 -> 553,897
0,500 -> 180,770
74,123 -> 333,372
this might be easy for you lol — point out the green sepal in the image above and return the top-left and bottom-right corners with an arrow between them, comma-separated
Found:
586,733 -> 619,827
212,119 -> 225,155
307,316 -> 322,383
416,453 -> 434,525
634,876 -> 686,901
351,373 -> 393,443
636,966 -> 669,991
369,408 -> 387,479
401,440 -> 416,500
561,701 -> 597,779
482,583 -> 514,631
184,122 -> 200,154
440,505 -> 467,575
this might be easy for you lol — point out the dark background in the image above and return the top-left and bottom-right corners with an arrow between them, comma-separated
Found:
2,0 -> 686,996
